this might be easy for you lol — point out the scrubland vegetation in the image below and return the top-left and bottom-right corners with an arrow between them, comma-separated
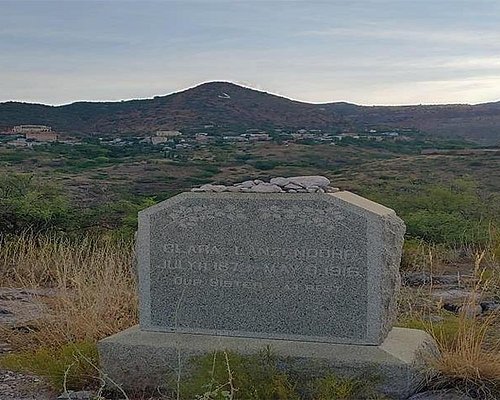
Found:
0,139 -> 499,399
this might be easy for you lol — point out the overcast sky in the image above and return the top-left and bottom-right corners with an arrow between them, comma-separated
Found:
1,0 -> 500,105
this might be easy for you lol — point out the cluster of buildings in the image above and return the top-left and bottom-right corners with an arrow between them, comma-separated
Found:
148,130 -> 182,145
0,123 -> 411,152
1,125 -> 58,147
97,127 -> 408,150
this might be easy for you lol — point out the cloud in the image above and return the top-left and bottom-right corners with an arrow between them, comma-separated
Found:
1,1 -> 500,105
299,25 -> 500,47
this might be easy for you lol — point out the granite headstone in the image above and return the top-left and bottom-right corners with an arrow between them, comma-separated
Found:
99,190 -> 437,398
137,191 -> 405,345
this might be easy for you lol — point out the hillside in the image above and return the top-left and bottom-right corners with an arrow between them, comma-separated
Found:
1,81 -> 499,144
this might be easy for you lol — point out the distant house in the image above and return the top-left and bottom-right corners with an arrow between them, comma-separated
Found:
195,133 -> 209,142
8,138 -> 29,147
13,124 -> 52,134
11,125 -> 57,142
223,136 -> 246,142
380,131 -> 399,137
248,133 -> 271,141
25,131 -> 58,142
155,130 -> 182,137
151,136 -> 170,145
8,138 -> 44,147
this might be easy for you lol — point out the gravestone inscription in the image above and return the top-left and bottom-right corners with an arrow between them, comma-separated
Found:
137,191 -> 405,345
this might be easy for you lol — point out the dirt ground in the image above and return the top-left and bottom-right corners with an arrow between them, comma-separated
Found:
0,288 -> 56,400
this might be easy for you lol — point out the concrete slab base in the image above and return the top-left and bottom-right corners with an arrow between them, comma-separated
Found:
98,326 -> 438,399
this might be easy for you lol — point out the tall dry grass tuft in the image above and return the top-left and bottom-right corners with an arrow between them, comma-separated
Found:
428,252 -> 500,397
0,232 -> 138,350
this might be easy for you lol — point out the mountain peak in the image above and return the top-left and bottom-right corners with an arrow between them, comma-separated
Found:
0,82 -> 499,144
180,81 -> 264,97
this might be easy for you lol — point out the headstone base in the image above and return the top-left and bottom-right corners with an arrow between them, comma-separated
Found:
98,326 -> 437,399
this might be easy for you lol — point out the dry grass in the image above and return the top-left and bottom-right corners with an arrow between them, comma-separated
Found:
432,254 -> 500,394
403,252 -> 500,398
0,232 -> 137,350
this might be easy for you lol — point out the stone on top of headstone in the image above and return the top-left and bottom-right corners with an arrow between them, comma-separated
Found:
289,175 -> 330,188
198,184 -> 227,192
191,176 -> 335,193
249,183 -> 283,193
236,180 -> 255,188
284,183 -> 303,190
270,177 -> 291,186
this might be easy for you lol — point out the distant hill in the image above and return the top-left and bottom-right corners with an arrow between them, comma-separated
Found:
1,81 -> 499,144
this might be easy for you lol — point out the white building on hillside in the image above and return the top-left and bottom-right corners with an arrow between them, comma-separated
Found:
13,125 -> 52,133
155,130 -> 182,137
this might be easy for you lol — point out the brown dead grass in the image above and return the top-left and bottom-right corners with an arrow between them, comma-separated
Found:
422,253 -> 500,397
0,232 -> 137,350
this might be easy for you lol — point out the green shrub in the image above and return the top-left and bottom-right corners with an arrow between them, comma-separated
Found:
83,197 -> 157,238
0,174 -> 75,234
178,350 -> 384,400
365,178 -> 497,246
398,314 -> 462,348
179,349 -> 299,400
405,210 -> 475,244
253,160 -> 280,171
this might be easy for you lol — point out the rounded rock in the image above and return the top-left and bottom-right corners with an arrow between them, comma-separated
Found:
236,180 -> 255,188
480,301 -> 500,313
284,183 -> 303,190
250,183 -> 283,193
198,184 -> 227,193
270,177 -> 291,187
289,175 -> 330,188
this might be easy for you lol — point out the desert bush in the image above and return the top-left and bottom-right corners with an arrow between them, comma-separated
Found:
366,178 -> 498,247
83,197 -> 156,238
0,174 -> 75,234
253,160 -> 281,170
